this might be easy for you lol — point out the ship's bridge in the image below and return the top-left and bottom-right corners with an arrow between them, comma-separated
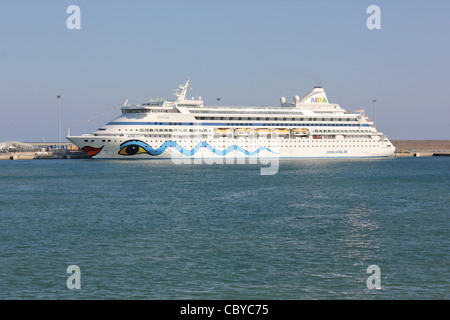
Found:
121,78 -> 203,114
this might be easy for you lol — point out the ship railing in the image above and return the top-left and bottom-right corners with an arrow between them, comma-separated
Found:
187,105 -> 299,110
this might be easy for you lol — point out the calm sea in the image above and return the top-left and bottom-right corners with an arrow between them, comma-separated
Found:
0,157 -> 448,300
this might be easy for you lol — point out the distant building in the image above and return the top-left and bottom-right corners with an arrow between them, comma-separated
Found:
0,141 -> 35,152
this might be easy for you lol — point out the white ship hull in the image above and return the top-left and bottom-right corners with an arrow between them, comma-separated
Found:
67,135 -> 394,159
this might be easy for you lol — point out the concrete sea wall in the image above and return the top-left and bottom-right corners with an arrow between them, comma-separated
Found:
391,140 -> 450,157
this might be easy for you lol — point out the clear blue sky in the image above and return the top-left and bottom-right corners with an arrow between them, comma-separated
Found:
1,0 -> 449,142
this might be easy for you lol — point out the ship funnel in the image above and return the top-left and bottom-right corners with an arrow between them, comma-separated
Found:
300,86 -> 329,104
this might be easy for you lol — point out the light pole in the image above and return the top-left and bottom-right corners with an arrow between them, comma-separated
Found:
57,95 -> 61,150
372,99 -> 377,126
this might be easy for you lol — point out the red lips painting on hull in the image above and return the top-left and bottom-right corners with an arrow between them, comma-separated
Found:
82,146 -> 104,156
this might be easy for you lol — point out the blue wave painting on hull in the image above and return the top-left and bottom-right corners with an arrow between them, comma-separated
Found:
118,140 -> 278,157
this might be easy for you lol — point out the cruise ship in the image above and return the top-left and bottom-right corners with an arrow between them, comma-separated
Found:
67,79 -> 394,159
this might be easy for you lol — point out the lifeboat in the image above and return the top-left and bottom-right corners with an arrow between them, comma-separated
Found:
215,128 -> 232,135
273,128 -> 289,136
291,128 -> 309,136
234,128 -> 252,137
255,128 -> 271,137
313,135 -> 322,139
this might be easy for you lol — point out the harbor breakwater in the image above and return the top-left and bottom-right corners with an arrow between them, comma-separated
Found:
391,140 -> 450,157
0,150 -> 90,160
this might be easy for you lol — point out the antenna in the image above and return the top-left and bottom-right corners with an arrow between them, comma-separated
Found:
174,78 -> 190,101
